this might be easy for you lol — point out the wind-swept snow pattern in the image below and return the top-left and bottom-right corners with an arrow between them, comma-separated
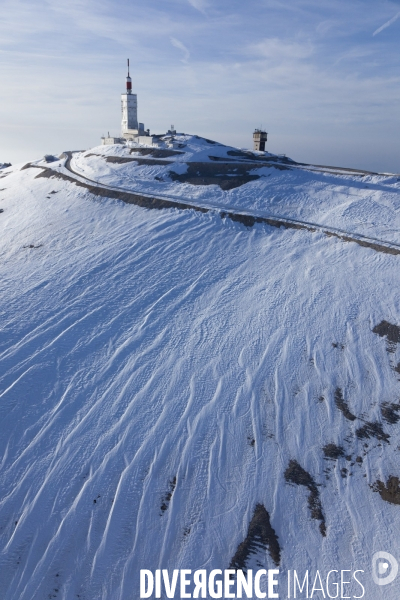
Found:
1,135 -> 400,599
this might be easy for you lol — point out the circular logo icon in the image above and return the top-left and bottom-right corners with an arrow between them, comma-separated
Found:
372,551 -> 399,586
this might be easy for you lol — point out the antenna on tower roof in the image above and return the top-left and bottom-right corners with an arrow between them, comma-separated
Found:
125,59 -> 132,94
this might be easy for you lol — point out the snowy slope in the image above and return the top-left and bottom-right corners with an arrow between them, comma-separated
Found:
1,136 -> 400,599
70,135 -> 400,244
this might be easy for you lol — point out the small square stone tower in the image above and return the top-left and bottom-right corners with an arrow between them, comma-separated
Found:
253,129 -> 268,152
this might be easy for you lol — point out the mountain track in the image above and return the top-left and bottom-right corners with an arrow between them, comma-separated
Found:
47,151 -> 400,256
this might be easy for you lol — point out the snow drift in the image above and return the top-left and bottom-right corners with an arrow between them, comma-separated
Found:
1,135 -> 400,599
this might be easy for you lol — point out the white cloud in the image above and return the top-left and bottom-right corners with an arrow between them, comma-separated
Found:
248,38 -> 314,61
332,46 -> 375,66
170,37 -> 190,63
187,0 -> 208,15
373,11 -> 400,35
315,20 -> 338,35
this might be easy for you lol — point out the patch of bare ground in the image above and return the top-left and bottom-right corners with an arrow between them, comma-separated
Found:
284,460 -> 326,537
334,388 -> 357,421
229,504 -> 281,569
35,169 -> 209,214
226,150 -> 295,165
160,477 -> 176,515
130,148 -> 184,158
372,321 -> 400,344
208,155 -> 292,165
324,165 -> 378,175
373,320 -> 400,371
208,156 -> 245,163
105,156 -> 174,166
220,212 -> 311,230
323,443 -> 345,459
355,422 -> 390,443
300,163 -> 379,176
227,150 -> 263,160
372,476 -> 400,505
168,161 -> 288,190
381,402 -> 400,425
324,231 -> 400,255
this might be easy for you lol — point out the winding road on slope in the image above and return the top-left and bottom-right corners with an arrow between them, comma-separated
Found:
42,151 -> 400,257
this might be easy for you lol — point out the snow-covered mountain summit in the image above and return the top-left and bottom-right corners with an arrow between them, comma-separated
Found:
1,135 -> 400,599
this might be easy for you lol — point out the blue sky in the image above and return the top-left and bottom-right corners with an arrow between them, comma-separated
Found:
0,0 -> 399,171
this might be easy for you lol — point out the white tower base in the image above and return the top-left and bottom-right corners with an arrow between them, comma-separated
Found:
121,93 -> 138,135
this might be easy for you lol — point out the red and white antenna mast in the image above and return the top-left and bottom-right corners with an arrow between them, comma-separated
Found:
126,58 -> 132,94
121,58 -> 139,136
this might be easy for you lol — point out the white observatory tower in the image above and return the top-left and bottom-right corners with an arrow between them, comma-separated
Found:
121,59 -> 145,139
102,59 -> 152,145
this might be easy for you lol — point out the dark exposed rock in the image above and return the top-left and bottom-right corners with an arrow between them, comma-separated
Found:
323,231 -> 400,255
130,148 -> 184,158
372,321 -> 400,344
229,504 -> 281,569
284,460 -> 326,536
372,476 -> 400,505
323,443 -> 345,459
160,477 -> 177,514
226,150 -> 294,164
227,149 -> 259,160
334,388 -> 356,421
332,342 -> 345,350
381,402 -> 400,425
168,162 -> 263,190
220,211 -> 311,231
106,156 -> 174,166
355,422 -> 390,443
